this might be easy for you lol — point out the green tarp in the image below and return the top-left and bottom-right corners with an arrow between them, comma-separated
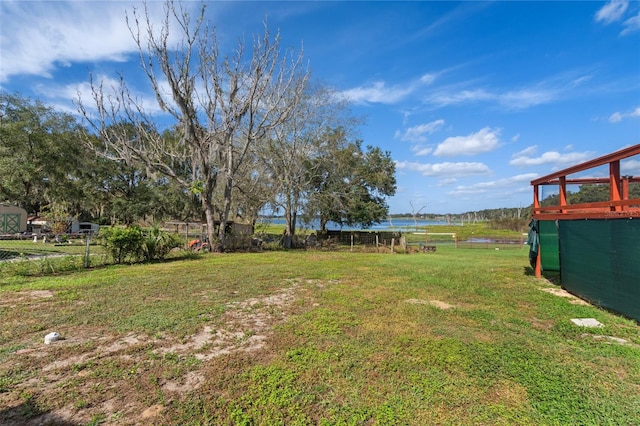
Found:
559,219 -> 640,322
539,220 -> 560,271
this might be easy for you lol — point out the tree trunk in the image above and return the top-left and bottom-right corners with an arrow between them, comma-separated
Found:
201,192 -> 217,252
218,172 -> 233,252
284,205 -> 294,249
320,215 -> 327,233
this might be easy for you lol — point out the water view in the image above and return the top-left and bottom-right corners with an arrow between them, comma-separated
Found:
257,217 -> 454,232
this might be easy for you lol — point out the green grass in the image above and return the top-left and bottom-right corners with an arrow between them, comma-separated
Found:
1,247 -> 639,425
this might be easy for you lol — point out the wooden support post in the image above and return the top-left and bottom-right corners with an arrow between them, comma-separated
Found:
610,160 -> 622,211
559,176 -> 567,214
622,175 -> 630,210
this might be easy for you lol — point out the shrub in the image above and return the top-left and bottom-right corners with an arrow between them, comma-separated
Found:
99,226 -> 144,264
142,226 -> 183,261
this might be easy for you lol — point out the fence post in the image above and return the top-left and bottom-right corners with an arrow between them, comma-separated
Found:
84,234 -> 91,268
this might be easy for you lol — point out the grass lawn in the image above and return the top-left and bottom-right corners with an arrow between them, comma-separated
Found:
1,247 -> 639,425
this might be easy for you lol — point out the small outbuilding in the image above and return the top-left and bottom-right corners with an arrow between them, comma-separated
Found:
0,203 -> 28,234
70,220 -> 100,235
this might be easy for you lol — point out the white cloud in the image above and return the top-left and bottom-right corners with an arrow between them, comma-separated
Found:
609,112 -> 624,123
513,145 -> 538,157
448,173 -> 538,196
340,81 -> 413,105
0,1 -> 193,83
395,119 -> 445,143
509,147 -> 594,167
426,86 -> 558,110
395,160 -> 490,177
622,159 -> 640,174
425,72 -> 592,110
621,12 -> 640,35
498,88 -> 556,109
437,177 -> 458,186
609,106 -> 640,123
410,145 -> 434,156
511,133 -> 520,142
434,127 -> 501,157
419,73 -> 437,85
595,0 -> 629,24
340,73 -> 437,105
427,88 -> 493,106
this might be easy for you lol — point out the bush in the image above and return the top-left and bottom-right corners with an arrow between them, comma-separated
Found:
99,226 -> 184,264
142,226 -> 183,261
99,226 -> 144,264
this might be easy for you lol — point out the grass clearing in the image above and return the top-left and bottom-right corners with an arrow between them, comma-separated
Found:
1,247 -> 639,425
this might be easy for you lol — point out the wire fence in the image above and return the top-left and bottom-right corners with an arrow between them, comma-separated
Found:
316,230 -> 527,252
0,234 -> 102,278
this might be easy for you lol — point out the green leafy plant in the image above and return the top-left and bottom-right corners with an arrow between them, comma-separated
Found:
141,225 -> 183,261
99,226 -> 144,264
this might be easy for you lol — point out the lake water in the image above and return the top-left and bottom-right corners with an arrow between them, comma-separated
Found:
257,217 -> 454,231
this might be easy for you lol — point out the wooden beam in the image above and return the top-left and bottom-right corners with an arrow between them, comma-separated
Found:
534,198 -> 640,212
533,211 -> 640,220
559,176 -> 567,214
622,176 -> 630,201
531,144 -> 640,186
533,185 -> 540,210
610,160 -> 622,211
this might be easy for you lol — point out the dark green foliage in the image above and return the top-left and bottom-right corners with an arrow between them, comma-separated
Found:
99,225 -> 182,263
306,130 -> 396,231
99,226 -> 144,264
0,91 -> 90,216
141,225 -> 183,261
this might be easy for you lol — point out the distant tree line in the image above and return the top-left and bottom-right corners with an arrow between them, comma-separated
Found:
390,182 -> 640,233
0,87 -> 395,250
539,183 -> 640,207
0,2 -> 397,251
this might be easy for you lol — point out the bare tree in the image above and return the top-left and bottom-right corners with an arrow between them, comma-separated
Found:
77,0 -> 308,250
409,200 -> 427,229
261,83 -> 349,247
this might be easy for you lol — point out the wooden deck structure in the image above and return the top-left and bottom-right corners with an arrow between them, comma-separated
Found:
531,144 -> 640,277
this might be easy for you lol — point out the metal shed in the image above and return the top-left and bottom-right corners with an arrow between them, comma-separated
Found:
0,203 -> 28,234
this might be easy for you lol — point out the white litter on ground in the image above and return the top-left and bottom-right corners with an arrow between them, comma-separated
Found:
570,318 -> 604,328
44,332 -> 61,344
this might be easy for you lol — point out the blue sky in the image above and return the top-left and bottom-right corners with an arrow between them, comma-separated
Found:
1,1 -> 639,214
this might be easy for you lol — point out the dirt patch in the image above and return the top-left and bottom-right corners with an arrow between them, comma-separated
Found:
539,287 -> 590,305
160,285 -> 297,363
0,283 -> 311,425
29,290 -> 54,298
530,317 -> 555,331
0,290 -> 55,308
141,404 -> 164,419
162,371 -> 206,393
405,298 -> 454,310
